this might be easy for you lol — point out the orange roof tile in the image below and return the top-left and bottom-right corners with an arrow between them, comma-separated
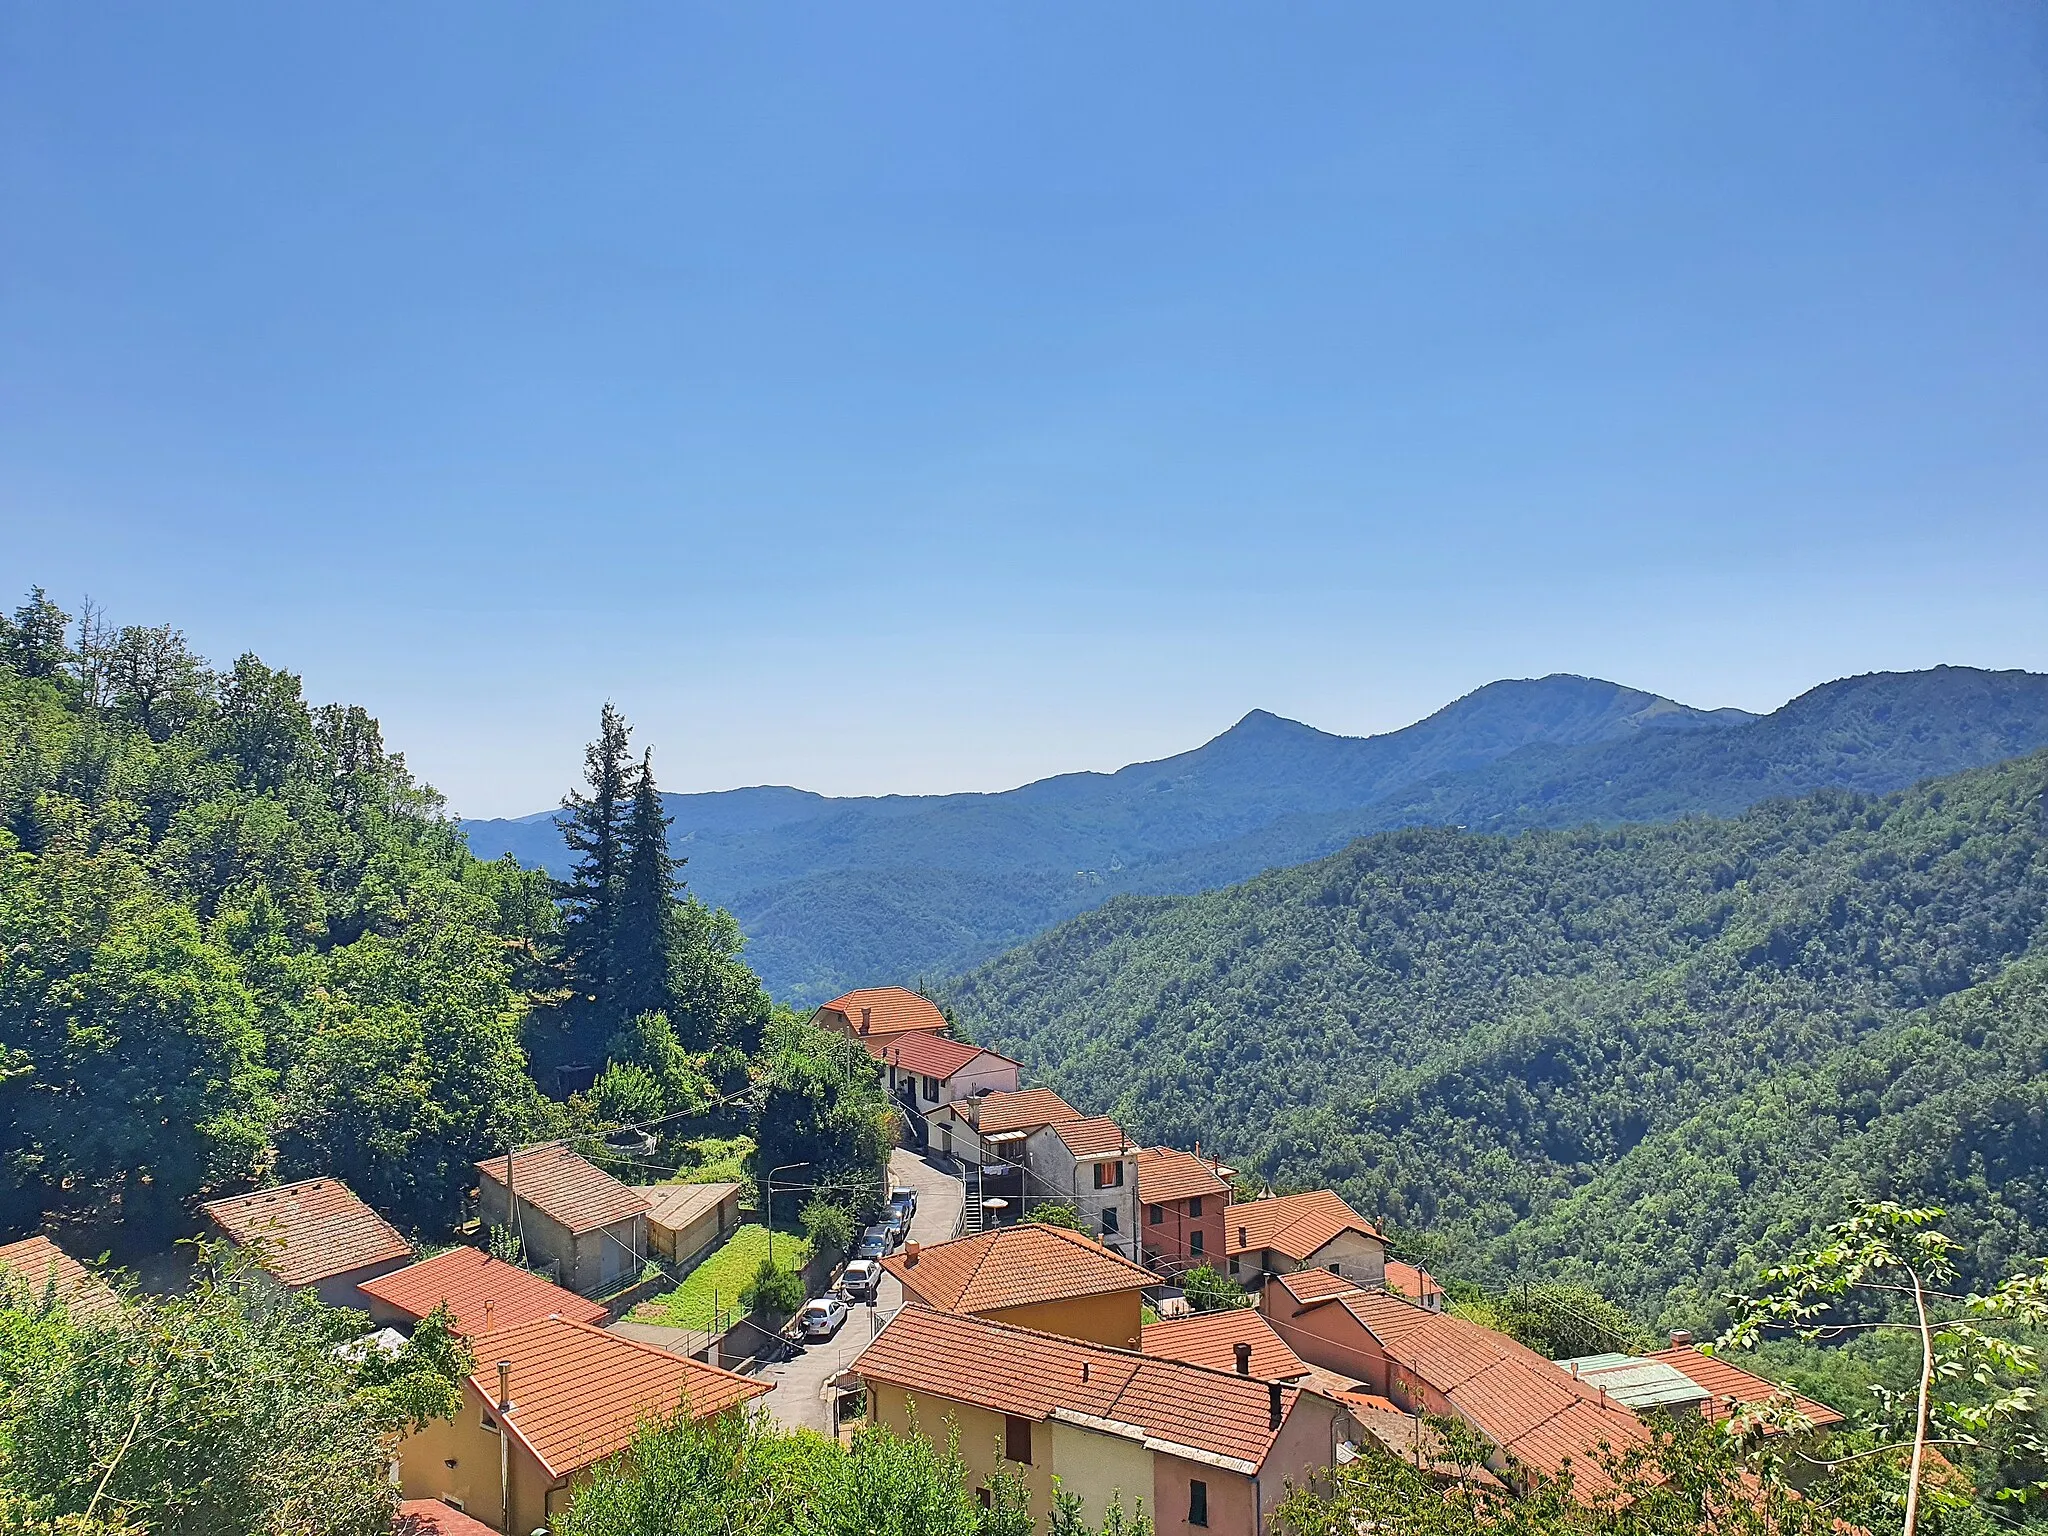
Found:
856,1305 -> 1308,1472
1385,1259 -> 1444,1304
0,1235 -> 119,1319
1050,1116 -> 1132,1159
469,1314 -> 767,1480
815,987 -> 948,1037
200,1177 -> 414,1287
1137,1146 -> 1231,1206
1648,1347 -> 1844,1429
395,1500 -> 500,1536
1329,1291 -> 1648,1491
475,1144 -> 651,1235
1274,1267 -> 1364,1304
867,1030 -> 1014,1080
1225,1190 -> 1382,1262
974,1088 -> 1083,1137
358,1247 -> 607,1336
883,1223 -> 1157,1315
1142,1308 -> 1307,1381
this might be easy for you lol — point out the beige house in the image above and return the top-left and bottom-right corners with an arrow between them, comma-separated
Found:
882,1222 -> 1158,1349
475,1145 -> 650,1297
1223,1190 -> 1386,1290
643,1181 -> 743,1266
866,1031 -> 1023,1117
395,1313 -> 766,1533
856,1304 -> 1353,1536
200,1176 -> 416,1310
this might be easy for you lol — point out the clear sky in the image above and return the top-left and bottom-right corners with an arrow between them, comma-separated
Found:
4,4 -> 2045,818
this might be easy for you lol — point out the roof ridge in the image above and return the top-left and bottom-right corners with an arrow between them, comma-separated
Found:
894,1301 -> 1303,1392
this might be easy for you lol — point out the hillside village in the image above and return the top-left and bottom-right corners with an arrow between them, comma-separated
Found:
1,984 -> 1844,1536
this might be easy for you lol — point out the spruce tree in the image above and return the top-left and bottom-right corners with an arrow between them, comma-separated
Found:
557,704 -> 632,1032
614,748 -> 682,1025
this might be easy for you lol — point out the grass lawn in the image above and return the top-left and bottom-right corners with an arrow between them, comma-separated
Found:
666,1134 -> 755,1188
630,1222 -> 811,1331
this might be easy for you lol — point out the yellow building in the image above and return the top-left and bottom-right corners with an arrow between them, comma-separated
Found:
856,1305 -> 1354,1536
880,1221 -> 1158,1348
394,1314 -> 766,1533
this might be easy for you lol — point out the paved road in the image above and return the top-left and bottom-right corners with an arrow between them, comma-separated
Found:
758,1147 -> 963,1434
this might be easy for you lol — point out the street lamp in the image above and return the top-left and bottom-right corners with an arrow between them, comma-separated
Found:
765,1161 -> 811,1268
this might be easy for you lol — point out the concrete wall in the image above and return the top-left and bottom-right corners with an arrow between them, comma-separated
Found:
1258,1292 -> 1387,1392
986,1289 -> 1145,1350
308,1256 -> 414,1314
478,1172 -> 646,1297
1046,1416 -> 1156,1531
869,1384 -> 1056,1528
1302,1230 -> 1386,1289
1150,1452 -> 1256,1536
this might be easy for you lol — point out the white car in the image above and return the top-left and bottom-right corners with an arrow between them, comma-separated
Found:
798,1296 -> 849,1340
838,1259 -> 883,1300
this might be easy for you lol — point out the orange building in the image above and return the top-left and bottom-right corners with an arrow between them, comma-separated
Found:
881,1222 -> 1158,1348
1136,1147 -> 1230,1273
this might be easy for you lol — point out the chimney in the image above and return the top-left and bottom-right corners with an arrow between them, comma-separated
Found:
1268,1381 -> 1283,1429
482,1299 -> 495,1332
905,1241 -> 920,1265
1082,1361 -> 1091,1383
1234,1341 -> 1252,1376
496,1360 -> 514,1414
861,1007 -> 872,1033
1669,1329 -> 1693,1348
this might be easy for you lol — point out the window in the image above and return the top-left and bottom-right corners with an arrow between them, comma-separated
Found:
921,1076 -> 941,1102
1101,1206 -> 1119,1235
1004,1414 -> 1033,1465
1188,1195 -> 1203,1218
1149,1204 -> 1164,1225
1189,1479 -> 1209,1527
480,1409 -> 500,1435
1092,1160 -> 1125,1189
1229,1257 -> 1240,1276
1190,1228 -> 1205,1256
977,1488 -> 992,1511
1328,1263 -> 1341,1275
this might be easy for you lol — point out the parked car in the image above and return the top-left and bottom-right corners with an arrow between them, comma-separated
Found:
889,1186 -> 918,1220
882,1206 -> 911,1242
838,1259 -> 883,1300
798,1296 -> 849,1340
855,1223 -> 894,1260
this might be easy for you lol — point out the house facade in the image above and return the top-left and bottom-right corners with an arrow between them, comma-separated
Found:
1019,1116 -> 1141,1259
882,1222 -> 1158,1349
1135,1147 -> 1230,1274
856,1304 -> 1352,1536
928,1087 -> 1080,1169
475,1145 -> 650,1297
1223,1190 -> 1387,1290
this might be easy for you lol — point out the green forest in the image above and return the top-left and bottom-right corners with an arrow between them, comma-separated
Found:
952,747 -> 2048,1323
0,588 -> 890,1256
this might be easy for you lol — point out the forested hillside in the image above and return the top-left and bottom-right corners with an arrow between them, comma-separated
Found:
950,749 -> 2048,1321
467,668 -> 2048,1003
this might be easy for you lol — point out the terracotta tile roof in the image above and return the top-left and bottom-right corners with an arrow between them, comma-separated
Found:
1385,1259 -> 1444,1305
200,1177 -> 414,1287
1274,1267 -> 1365,1304
1143,1308 -> 1307,1380
1332,1292 -> 1648,1491
867,1030 -> 1013,1080
1344,1395 -> 1508,1488
1225,1190 -> 1382,1262
1137,1147 -> 1230,1206
974,1088 -> 1083,1137
815,986 -> 948,1038
395,1500 -> 500,1536
1649,1347 -> 1844,1429
1051,1116 -> 1132,1159
357,1246 -> 607,1336
642,1182 -> 743,1233
469,1314 -> 767,1480
475,1144 -> 651,1235
882,1223 -> 1157,1315
0,1235 -> 119,1319
856,1305 -> 1308,1473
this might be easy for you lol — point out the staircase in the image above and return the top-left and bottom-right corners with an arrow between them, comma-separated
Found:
962,1178 -> 984,1236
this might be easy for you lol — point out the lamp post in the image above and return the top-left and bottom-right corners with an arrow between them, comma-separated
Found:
765,1161 -> 811,1269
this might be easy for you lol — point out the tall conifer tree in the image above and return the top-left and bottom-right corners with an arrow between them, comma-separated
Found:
557,704 -> 632,1022
614,747 -> 682,1026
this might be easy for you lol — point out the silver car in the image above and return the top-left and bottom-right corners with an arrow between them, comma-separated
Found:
838,1259 -> 883,1300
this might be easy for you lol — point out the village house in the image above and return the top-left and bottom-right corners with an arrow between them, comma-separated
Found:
0,1234 -> 119,1319
1645,1343 -> 1845,1434
200,1176 -> 416,1310
811,985 -> 950,1041
1136,1146 -> 1231,1274
475,1144 -> 650,1297
1224,1189 -> 1386,1290
357,1245 -> 607,1337
1141,1307 -> 1310,1383
881,1222 -> 1158,1348
867,1029 -> 1023,1131
1384,1258 -> 1446,1311
929,1086 -> 1080,1169
641,1180 -> 744,1268
395,1312 -> 767,1533
1259,1269 -> 1649,1496
1019,1115 -> 1141,1257
857,1304 -> 1353,1536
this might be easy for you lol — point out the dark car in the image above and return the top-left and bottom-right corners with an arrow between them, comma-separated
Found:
888,1186 -> 918,1223
855,1223 -> 893,1261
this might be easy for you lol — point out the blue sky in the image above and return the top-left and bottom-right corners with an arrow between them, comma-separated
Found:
4,3 -> 2045,817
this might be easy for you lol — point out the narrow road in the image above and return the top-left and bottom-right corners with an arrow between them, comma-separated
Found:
757,1147 -> 963,1434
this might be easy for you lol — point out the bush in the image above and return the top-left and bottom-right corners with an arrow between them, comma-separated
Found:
1181,1264 -> 1252,1313
1029,1202 -> 1085,1231
801,1198 -> 856,1258
740,1257 -> 805,1319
